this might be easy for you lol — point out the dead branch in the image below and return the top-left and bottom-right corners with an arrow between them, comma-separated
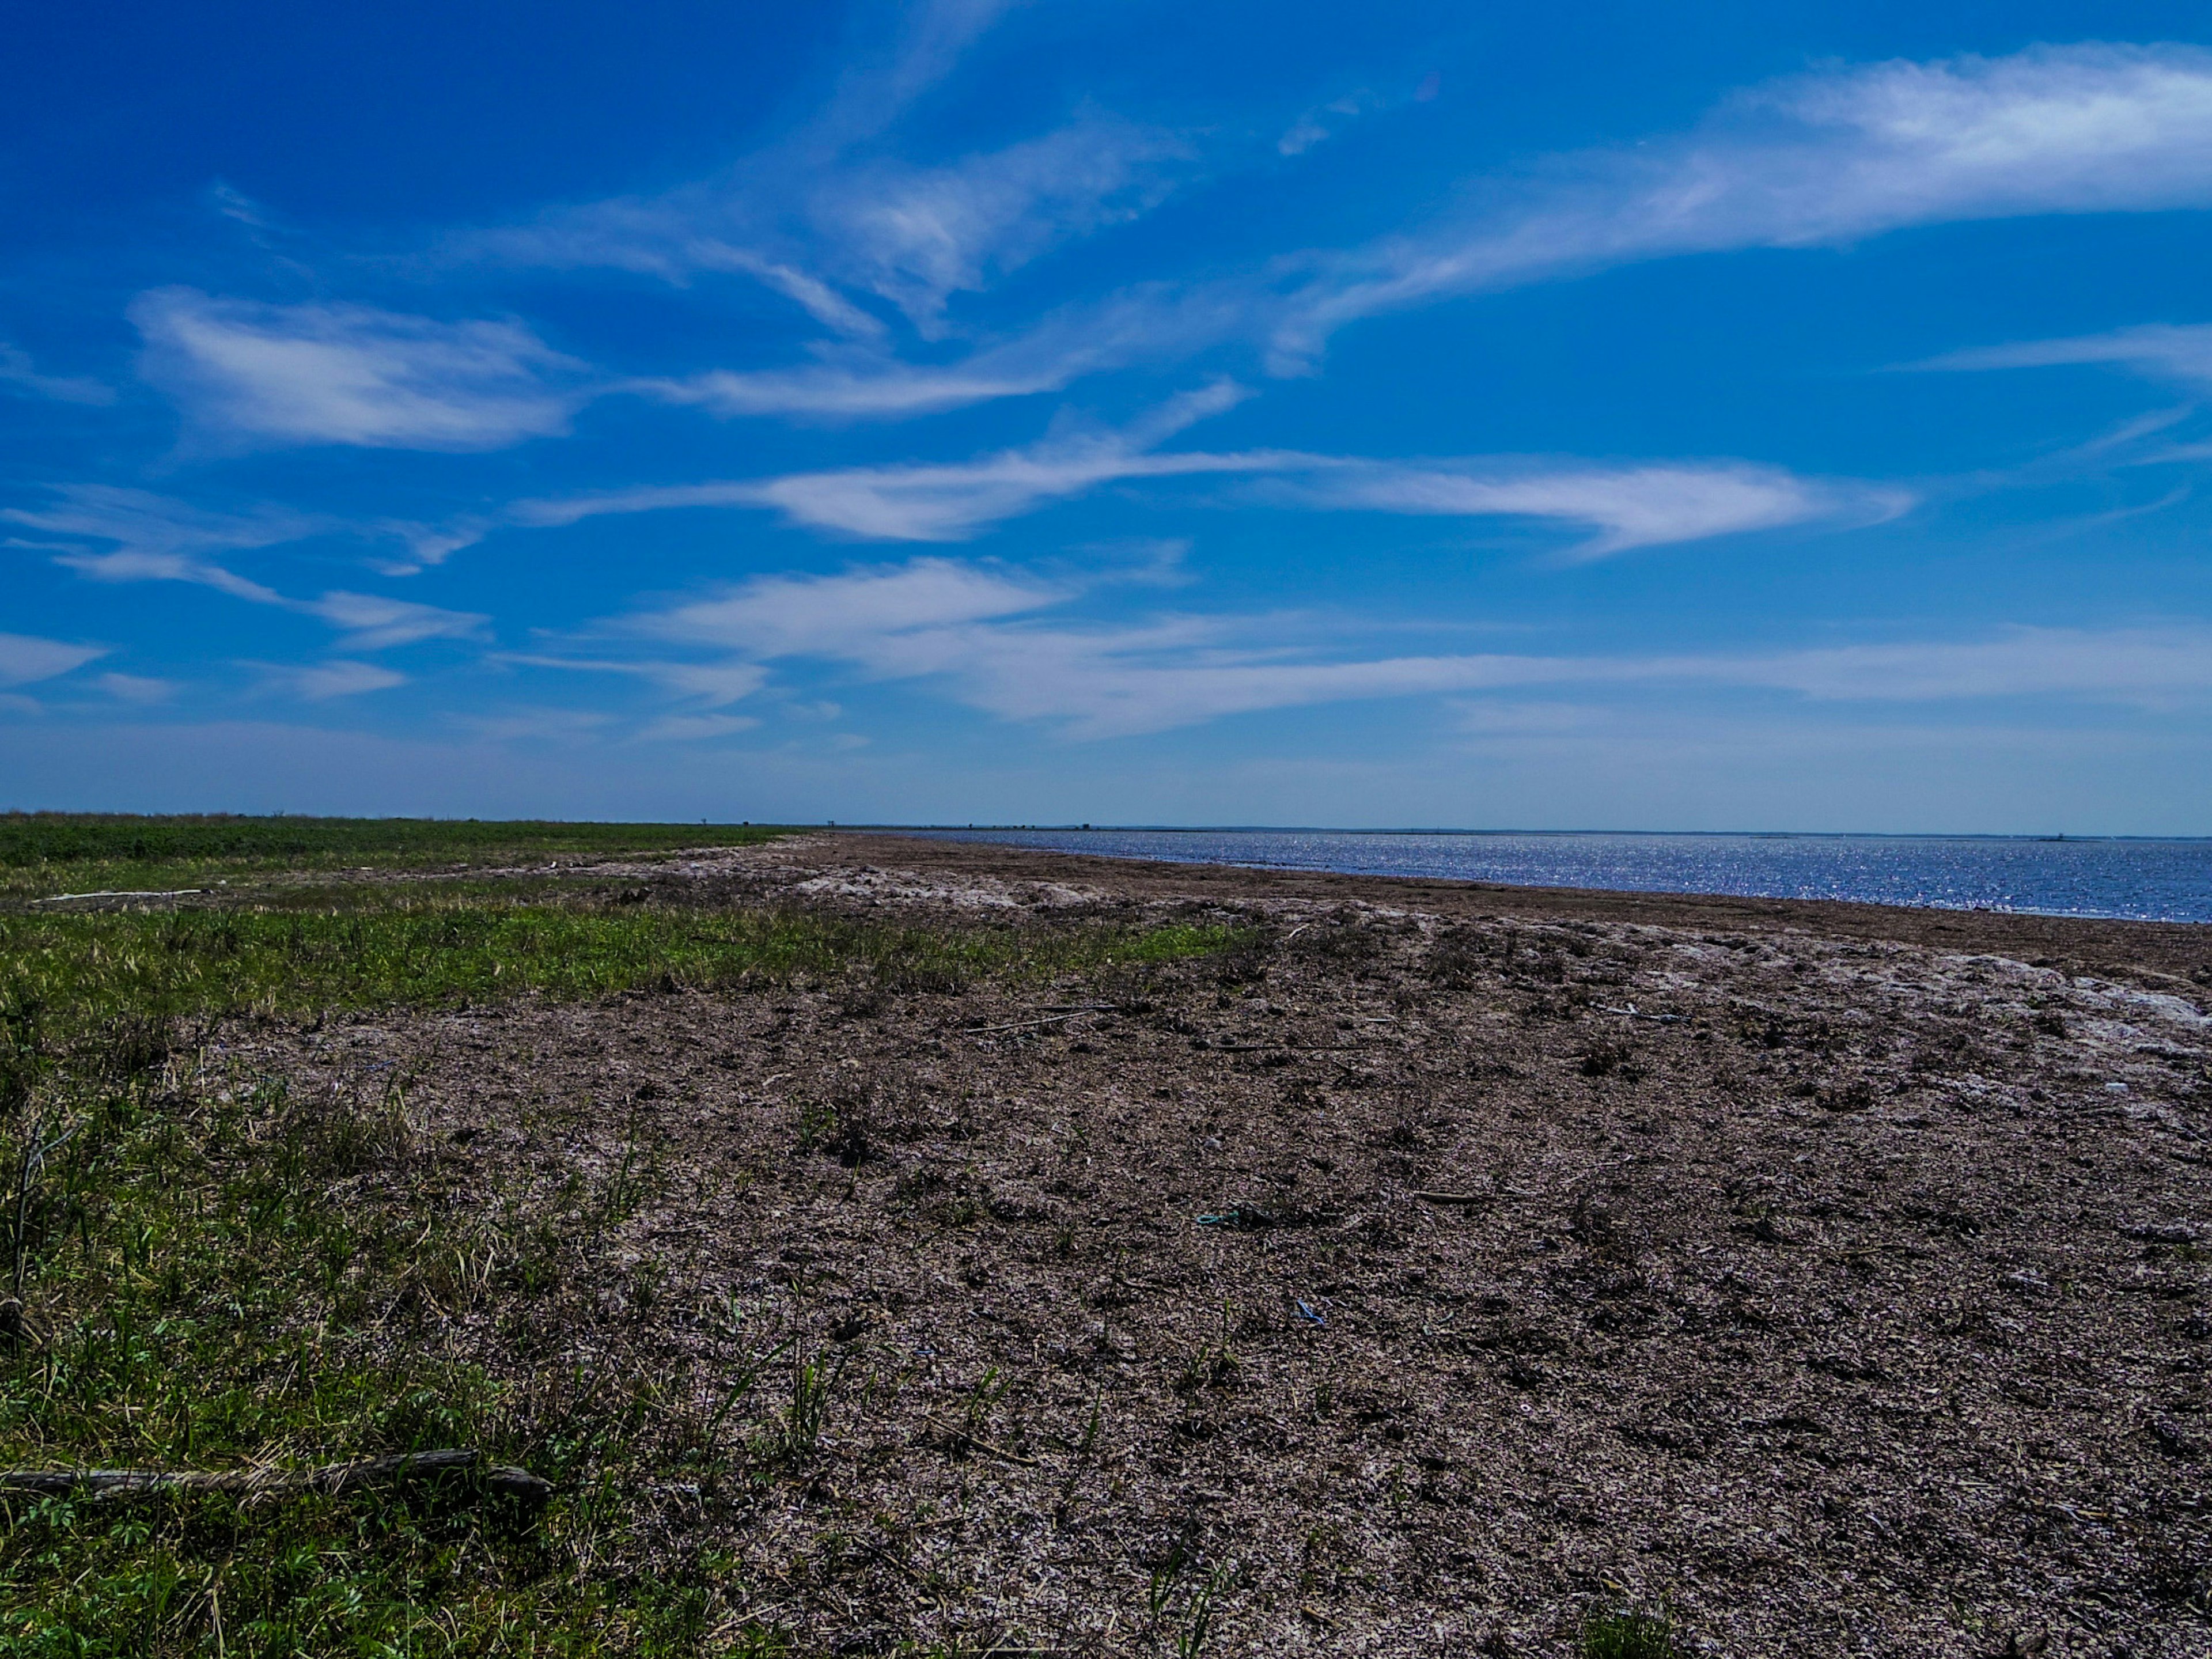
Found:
0,1448 -> 550,1505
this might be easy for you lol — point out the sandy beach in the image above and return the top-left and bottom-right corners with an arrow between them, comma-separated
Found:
174,831 -> 2211,1656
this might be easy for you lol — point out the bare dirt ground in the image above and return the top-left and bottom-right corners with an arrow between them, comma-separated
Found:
235,834 -> 2212,1656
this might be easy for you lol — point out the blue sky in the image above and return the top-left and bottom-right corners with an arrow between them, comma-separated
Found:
6,1 -> 2212,831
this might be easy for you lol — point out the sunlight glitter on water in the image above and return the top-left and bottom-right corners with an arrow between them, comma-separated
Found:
908,830 -> 2212,924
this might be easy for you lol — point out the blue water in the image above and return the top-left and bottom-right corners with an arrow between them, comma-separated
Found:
906,829 -> 2212,924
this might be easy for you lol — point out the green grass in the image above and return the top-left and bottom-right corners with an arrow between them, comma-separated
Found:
2,889 -> 1242,1043
0,813 -> 794,906
0,813 -> 788,870
0,834 -> 1251,1654
1578,1605 -> 1677,1659
0,1058 -> 781,1654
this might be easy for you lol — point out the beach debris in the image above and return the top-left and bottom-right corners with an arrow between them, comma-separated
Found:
2121,1221 -> 2199,1244
31,889 -> 206,904
964,1005 -> 1119,1035
1195,1206 -> 1281,1230
0,1448 -> 551,1506
1294,1299 -> 1327,1326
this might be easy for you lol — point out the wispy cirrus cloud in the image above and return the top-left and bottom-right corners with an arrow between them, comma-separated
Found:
634,283 -> 1248,420
0,342 -> 114,406
94,672 -> 175,704
626,557 -> 1357,740
251,660 -> 408,701
1919,322 -> 2212,392
609,556 -> 2212,738
1268,43 -> 2212,363
464,0 -> 1183,346
611,41 -> 2212,419
635,712 -> 762,743
439,0 -> 1213,438
1664,626 -> 2212,705
131,288 -> 584,450
639,558 -> 1064,657
0,632 -> 105,688
632,351 -> 1065,420
302,592 -> 488,652
4,485 -> 308,603
1279,459 -> 1914,558
5,486 -> 487,647
810,115 -> 1191,331
517,384 -> 1896,553
520,381 -> 1260,540
501,653 -> 769,709
480,113 -> 1190,342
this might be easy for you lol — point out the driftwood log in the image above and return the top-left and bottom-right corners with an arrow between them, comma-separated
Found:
0,1448 -> 551,1505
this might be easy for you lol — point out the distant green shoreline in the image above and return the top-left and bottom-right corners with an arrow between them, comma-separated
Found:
0,812 -> 792,869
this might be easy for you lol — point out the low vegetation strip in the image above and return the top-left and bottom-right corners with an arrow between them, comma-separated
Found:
0,827 -> 2205,1654
0,812 -> 797,907
0,846 -> 1255,1655
0,812 -> 790,870
0,1046 -> 741,1654
2,894 -> 1247,1040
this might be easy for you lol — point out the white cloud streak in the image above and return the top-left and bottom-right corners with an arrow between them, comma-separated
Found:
630,284 -> 1248,419
254,660 -> 408,701
1281,460 -> 1914,557
518,386 -> 1895,553
0,632 -> 105,688
611,41 -> 2212,417
502,653 -> 769,709
1270,43 -> 2212,362
303,592 -> 489,652
483,113 -> 1187,343
635,713 -> 762,743
4,486 -> 307,603
6,486 -> 487,647
521,381 -> 1261,540
454,0 -> 1194,406
94,672 -> 175,704
812,116 -> 1191,331
615,556 -> 2212,737
1920,322 -> 2212,392
0,342 -> 114,406
131,289 -> 582,450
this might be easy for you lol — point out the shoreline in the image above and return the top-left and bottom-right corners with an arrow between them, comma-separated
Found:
825,830 -> 2212,991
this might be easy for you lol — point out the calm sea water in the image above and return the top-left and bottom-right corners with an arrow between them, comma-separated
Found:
906,829 -> 2212,924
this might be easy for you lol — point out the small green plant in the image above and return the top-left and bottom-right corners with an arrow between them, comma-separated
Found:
1175,1563 -> 1233,1658
773,1350 -> 843,1463
1145,1532 -> 1191,1628
796,1088 -> 873,1165
962,1364 -> 1012,1442
1579,1604 -> 1677,1659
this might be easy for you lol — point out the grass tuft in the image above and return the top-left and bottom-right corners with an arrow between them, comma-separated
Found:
1578,1604 -> 1677,1659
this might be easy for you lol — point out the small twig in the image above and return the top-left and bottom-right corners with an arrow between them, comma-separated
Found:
1412,1190 -> 1487,1206
11,1115 -> 81,1300
964,1007 -> 1114,1035
1597,1005 -> 1687,1024
0,1448 -> 551,1505
1203,1041 -> 1367,1054
31,889 -> 206,904
961,1436 -> 1037,1465
856,1536 -> 935,1585
921,1419 -> 1040,1464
